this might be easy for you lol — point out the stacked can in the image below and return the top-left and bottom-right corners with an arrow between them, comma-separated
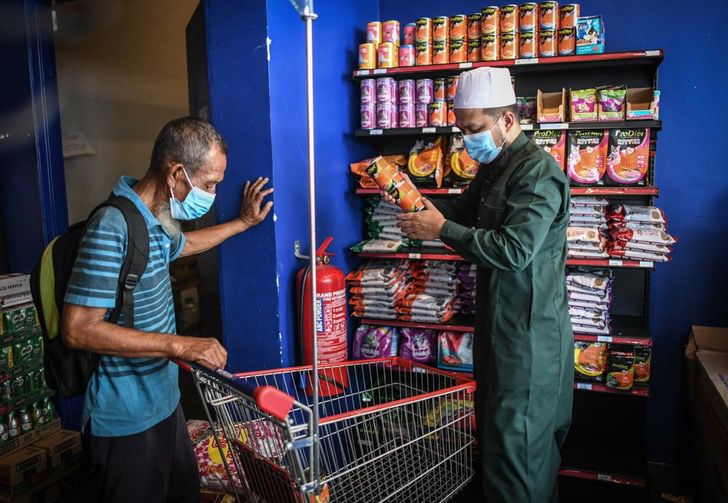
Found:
416,79 -> 434,127
519,3 -> 539,59
449,15 -> 467,64
415,18 -> 433,66
376,77 -> 398,129
429,78 -> 447,126
480,6 -> 500,61
500,4 -> 518,60
432,16 -> 449,65
360,79 -> 376,129
446,76 -> 459,126
466,13 -> 482,62
399,79 -> 416,128
400,22 -> 416,67
359,21 -> 381,70
556,3 -> 578,56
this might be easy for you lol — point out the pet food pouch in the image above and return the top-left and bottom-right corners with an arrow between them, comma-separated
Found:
517,96 -> 537,124
352,325 -> 399,359
573,342 -> 608,382
570,88 -> 598,121
437,332 -> 474,372
606,129 -> 650,185
449,134 -> 480,186
567,130 -> 608,185
366,156 -> 426,212
407,136 -> 445,187
529,130 -> 566,170
633,345 -> 652,383
599,87 -> 627,120
399,328 -> 437,364
606,349 -> 635,390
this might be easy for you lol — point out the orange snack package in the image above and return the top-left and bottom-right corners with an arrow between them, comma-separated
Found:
366,156 -> 425,212
350,155 -> 406,189
449,135 -> 480,186
407,136 -> 445,188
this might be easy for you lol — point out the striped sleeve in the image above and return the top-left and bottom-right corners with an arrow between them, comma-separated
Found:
170,231 -> 186,261
65,207 -> 127,308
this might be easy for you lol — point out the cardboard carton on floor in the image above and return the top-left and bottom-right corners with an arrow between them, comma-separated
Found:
33,429 -> 81,473
0,446 -> 46,497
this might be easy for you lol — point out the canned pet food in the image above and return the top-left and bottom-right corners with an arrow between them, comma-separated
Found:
446,76 -> 459,101
399,103 -> 416,128
519,3 -> 539,32
428,101 -> 446,127
481,7 -> 500,35
500,5 -> 518,33
377,43 -> 399,68
481,34 -> 499,61
376,102 -> 395,129
447,102 -> 456,126
433,16 -> 449,42
403,23 -> 417,45
560,4 -> 579,28
361,103 -> 375,129
539,1 -> 559,30
519,31 -> 536,58
433,78 -> 446,102
415,103 -> 429,127
558,27 -> 576,55
500,32 -> 518,60
539,29 -> 556,57
433,40 -> 449,64
367,21 -> 382,45
416,79 -> 434,104
450,15 -> 467,41
399,45 -> 416,67
358,43 -> 377,70
383,20 -> 400,45
467,39 -> 481,62
376,77 -> 396,103
415,18 -> 433,43
391,102 -> 398,128
467,13 -> 482,40
450,38 -> 467,63
398,79 -> 416,104
360,79 -> 376,105
415,42 -> 432,65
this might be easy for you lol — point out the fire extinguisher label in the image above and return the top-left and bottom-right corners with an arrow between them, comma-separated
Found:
315,289 -> 348,364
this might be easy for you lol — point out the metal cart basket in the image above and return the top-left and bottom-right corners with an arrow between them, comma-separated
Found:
181,357 -> 475,503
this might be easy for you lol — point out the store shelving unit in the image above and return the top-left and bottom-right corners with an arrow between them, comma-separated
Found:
350,49 -> 664,492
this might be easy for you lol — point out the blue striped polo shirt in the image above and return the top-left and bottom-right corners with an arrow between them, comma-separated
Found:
65,176 -> 186,437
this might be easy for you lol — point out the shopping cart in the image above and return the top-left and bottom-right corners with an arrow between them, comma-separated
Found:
180,357 -> 476,503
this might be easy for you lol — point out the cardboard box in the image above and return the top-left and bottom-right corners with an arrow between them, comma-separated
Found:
0,446 -> 46,496
0,419 -> 61,459
0,275 -> 31,310
576,15 -> 605,55
32,430 -> 81,472
537,89 -> 566,123
626,87 -> 660,120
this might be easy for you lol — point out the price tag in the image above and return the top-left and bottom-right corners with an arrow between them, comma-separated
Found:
373,68 -> 387,75
542,123 -> 568,130
356,70 -> 370,76
608,259 -> 622,267
515,58 -> 539,65
576,383 -> 592,390
639,261 -> 653,268
521,124 -> 534,130
451,127 -> 461,132
644,50 -> 661,57
422,127 -> 436,133
370,129 -> 383,136
459,62 -> 473,69
597,336 -> 613,343
447,188 -> 462,194
408,253 -> 422,260
412,367 -> 426,373
597,473 -> 613,482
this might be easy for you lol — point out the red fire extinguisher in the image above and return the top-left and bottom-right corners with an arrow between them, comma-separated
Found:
296,237 -> 349,396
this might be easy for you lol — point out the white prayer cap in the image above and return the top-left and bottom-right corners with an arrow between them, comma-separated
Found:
454,67 -> 516,109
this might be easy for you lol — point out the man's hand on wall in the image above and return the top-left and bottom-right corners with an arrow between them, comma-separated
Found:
239,177 -> 274,228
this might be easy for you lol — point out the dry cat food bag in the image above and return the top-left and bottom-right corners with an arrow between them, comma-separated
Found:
567,130 -> 608,185
606,128 -> 650,185
407,136 -> 445,188
351,155 -> 407,189
449,134 -> 480,186
529,130 -> 566,171
366,156 -> 425,212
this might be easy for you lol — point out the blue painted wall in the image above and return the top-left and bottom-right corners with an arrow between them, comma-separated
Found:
378,0 -> 728,464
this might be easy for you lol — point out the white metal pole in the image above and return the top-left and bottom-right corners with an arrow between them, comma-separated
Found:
302,4 -> 320,489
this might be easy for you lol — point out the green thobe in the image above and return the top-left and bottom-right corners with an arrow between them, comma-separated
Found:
434,132 -> 573,502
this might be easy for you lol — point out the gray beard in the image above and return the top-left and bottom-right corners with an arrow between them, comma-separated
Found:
156,202 -> 182,239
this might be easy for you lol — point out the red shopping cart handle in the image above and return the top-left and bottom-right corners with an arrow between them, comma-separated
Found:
174,360 -> 295,422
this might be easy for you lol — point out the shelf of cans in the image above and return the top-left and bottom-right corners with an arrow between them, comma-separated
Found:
0,302 -> 57,445
359,4 -> 606,72
354,186 -> 660,197
558,467 -> 647,488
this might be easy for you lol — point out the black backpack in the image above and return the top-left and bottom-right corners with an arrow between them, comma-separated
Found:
30,196 -> 149,398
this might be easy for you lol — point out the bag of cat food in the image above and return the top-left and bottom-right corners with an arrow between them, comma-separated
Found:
606,129 -> 650,185
570,88 -> 598,121
351,155 -> 407,189
366,156 -> 425,212
407,136 -> 445,188
437,332 -> 473,372
573,342 -> 608,382
352,325 -> 399,359
448,134 -> 480,186
399,328 -> 437,364
529,130 -> 566,171
567,130 -> 608,185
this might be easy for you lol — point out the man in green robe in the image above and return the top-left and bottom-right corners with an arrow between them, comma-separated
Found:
397,67 -> 573,502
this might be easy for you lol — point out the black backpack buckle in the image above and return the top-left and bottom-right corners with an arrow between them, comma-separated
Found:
124,274 -> 139,290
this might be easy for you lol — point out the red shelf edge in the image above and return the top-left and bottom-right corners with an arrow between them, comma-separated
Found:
573,333 -> 652,346
356,187 -> 659,197
353,50 -> 663,78
566,258 -> 654,268
558,467 -> 648,487
359,318 -> 473,333
357,252 -> 465,261
573,382 -> 649,397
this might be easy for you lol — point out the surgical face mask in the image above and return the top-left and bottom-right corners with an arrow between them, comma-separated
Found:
169,168 -> 215,220
462,116 -> 507,164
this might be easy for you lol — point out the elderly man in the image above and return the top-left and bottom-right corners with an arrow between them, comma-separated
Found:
397,68 -> 573,501
62,117 -> 273,502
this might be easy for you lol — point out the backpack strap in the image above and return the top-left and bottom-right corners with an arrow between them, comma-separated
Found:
100,196 -> 150,328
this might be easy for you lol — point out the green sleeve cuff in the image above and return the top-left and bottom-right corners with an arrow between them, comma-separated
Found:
440,220 -> 471,248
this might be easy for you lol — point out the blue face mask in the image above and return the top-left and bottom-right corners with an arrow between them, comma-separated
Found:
169,168 -> 215,220
462,116 -> 507,164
